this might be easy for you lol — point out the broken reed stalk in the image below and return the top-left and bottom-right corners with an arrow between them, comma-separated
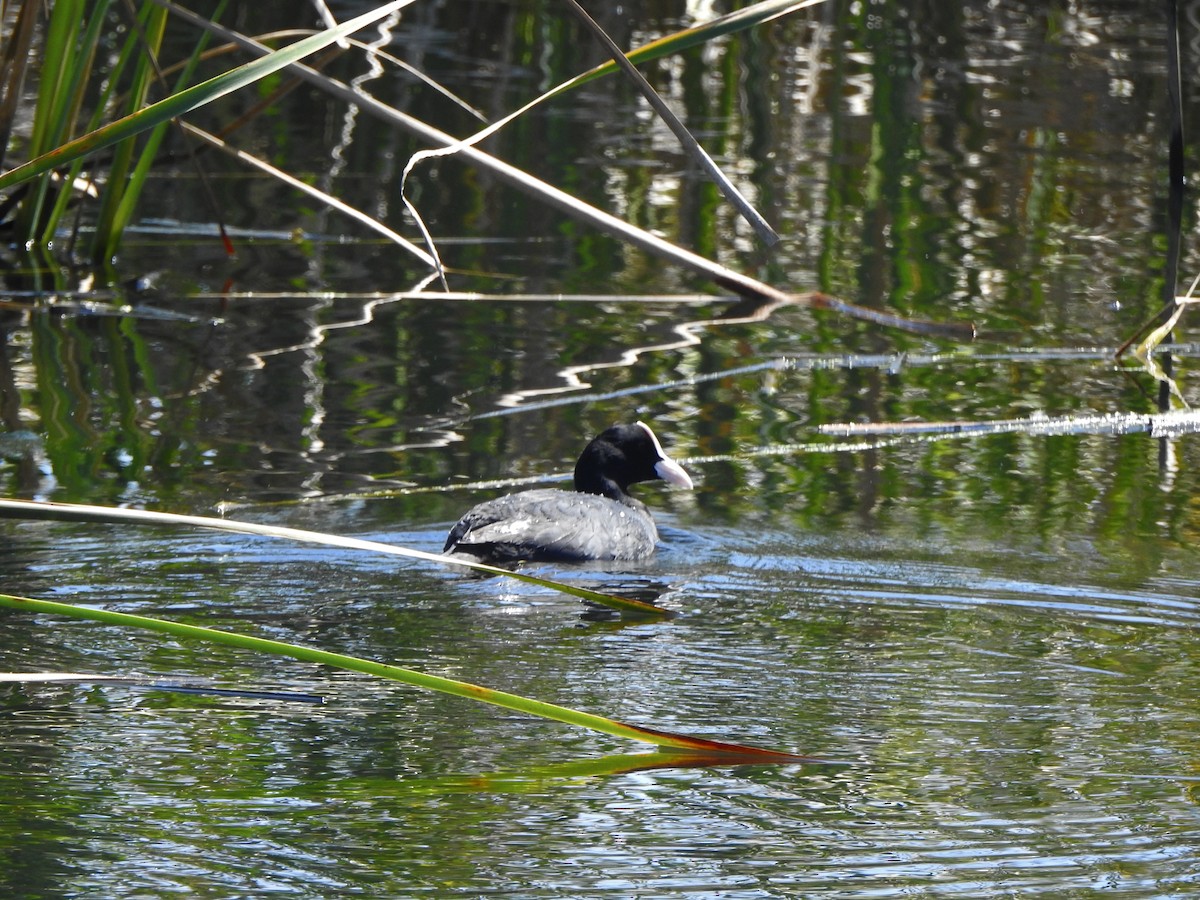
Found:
151,1 -> 973,340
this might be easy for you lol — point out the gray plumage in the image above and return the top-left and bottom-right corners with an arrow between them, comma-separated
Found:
443,489 -> 657,562
443,422 -> 692,564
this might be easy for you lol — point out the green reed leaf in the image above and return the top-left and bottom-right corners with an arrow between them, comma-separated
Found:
0,592 -> 809,761
0,0 -> 414,191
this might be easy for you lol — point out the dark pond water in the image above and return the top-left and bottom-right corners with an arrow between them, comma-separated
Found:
3,0 -> 1200,896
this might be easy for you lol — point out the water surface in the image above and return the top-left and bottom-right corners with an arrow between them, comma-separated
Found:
3,1 -> 1200,896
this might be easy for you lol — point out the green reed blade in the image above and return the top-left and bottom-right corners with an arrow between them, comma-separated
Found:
15,0 -> 112,238
0,0 -> 414,191
101,0 -> 229,260
93,2 -> 170,258
0,592 -> 807,761
37,1 -> 132,246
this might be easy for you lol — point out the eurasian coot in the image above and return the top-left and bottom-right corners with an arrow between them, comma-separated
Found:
443,421 -> 693,563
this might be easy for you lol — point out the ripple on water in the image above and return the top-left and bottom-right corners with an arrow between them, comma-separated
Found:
3,520 -> 1199,897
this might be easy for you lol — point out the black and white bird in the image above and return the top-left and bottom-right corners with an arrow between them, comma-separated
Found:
443,422 -> 693,564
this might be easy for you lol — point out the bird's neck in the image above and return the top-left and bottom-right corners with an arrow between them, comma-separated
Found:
575,473 -> 628,502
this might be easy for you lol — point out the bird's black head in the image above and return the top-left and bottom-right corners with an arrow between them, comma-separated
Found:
573,421 -> 693,501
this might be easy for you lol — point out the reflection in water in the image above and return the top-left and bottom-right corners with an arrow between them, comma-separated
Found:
4,1 -> 1200,896
2,522 -> 1199,896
